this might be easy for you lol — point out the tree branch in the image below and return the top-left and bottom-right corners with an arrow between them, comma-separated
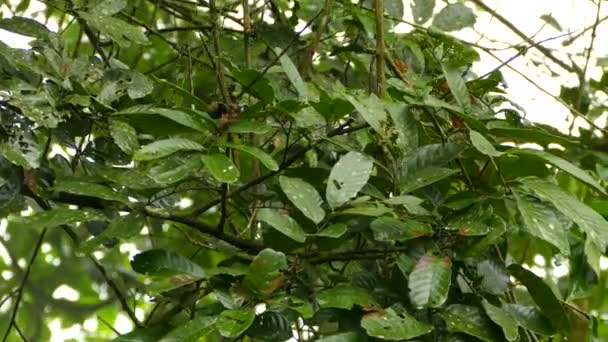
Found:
374,0 -> 385,96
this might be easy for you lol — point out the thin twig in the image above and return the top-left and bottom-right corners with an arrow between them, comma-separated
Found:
90,257 -> 142,328
469,0 -> 580,75
237,9 -> 324,98
374,0 -> 385,96
2,228 -> 47,342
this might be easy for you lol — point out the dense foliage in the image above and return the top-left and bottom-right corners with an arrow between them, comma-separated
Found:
1,0 -> 608,340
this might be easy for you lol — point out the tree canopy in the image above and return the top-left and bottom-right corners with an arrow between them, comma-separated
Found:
1,0 -> 608,340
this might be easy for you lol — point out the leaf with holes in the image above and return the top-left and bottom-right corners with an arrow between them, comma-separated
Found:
134,138 -> 205,161
217,308 -> 256,338
0,16 -> 50,39
257,208 -> 307,243
409,254 -> 452,308
110,119 -> 139,155
361,308 -> 433,340
411,0 -> 435,24
370,217 -> 432,241
513,190 -> 570,255
79,12 -> 149,47
317,285 -> 377,310
432,3 -> 476,31
523,178 -> 608,249
201,153 -> 240,183
326,152 -> 374,209
279,176 -> 325,224
441,304 -> 500,341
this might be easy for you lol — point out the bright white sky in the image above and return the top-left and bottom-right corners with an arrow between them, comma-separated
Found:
1,0 -> 608,340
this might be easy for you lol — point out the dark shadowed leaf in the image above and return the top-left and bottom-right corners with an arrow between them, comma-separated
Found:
131,249 -> 206,278
441,304 -> 499,341
482,300 -> 519,341
508,264 -> 569,331
0,16 -> 50,39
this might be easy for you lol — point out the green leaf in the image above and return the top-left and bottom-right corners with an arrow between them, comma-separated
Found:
243,249 -> 288,298
134,139 -> 205,161
523,178 -> 608,249
411,0 -> 435,24
385,101 -> 418,156
385,0 -> 404,20
279,176 -> 325,224
314,223 -> 347,238
152,76 -> 209,112
326,152 -> 374,209
318,332 -> 367,342
402,143 -> 465,178
110,120 -> 139,155
512,149 -> 606,195
79,12 -> 149,47
409,254 -> 452,308
0,16 -> 50,39
503,304 -> 555,335
276,47 -> 309,100
257,208 -> 307,243
401,167 -> 459,193
53,180 -> 130,204
540,13 -> 562,31
432,3 -> 476,31
149,155 -> 202,184
91,0 -> 127,16
446,205 -> 492,236
470,130 -> 503,157
317,285 -> 377,310
201,153 -> 240,183
114,326 -> 169,342
10,208 -> 106,229
441,304 -> 499,341
513,190 -> 570,256
79,214 -> 145,253
342,92 -> 387,136
222,143 -> 278,171
159,316 -> 216,342
361,308 -> 433,340
370,217 -> 432,241
384,195 -> 430,215
477,259 -> 510,295
131,249 -> 206,278
442,63 -> 472,113
508,264 -> 569,331
482,300 -> 519,341
217,308 -> 256,338
114,106 -> 211,133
